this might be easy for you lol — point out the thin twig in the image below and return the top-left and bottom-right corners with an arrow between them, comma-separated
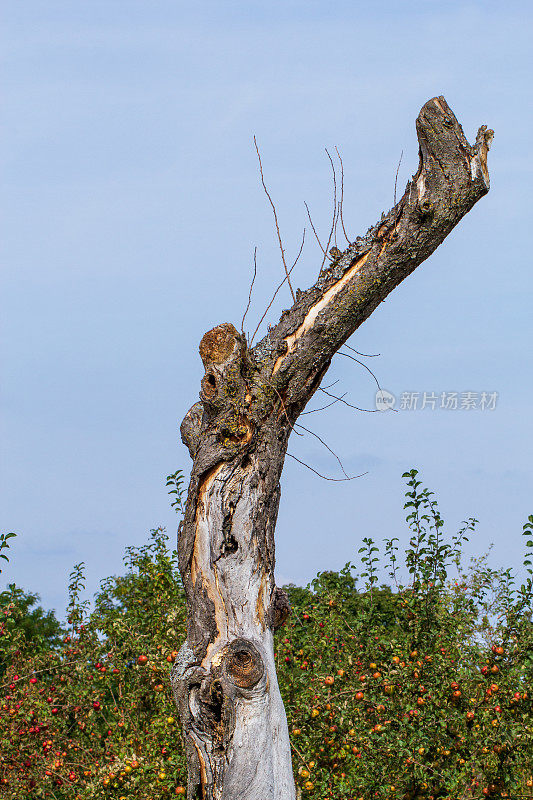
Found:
249,239 -> 302,345
290,739 -> 313,770
394,149 -> 403,206
344,342 -> 380,358
290,227 -> 306,273
295,422 -> 350,478
325,148 -> 338,247
241,247 -> 257,337
287,452 -> 367,481
304,201 -> 326,255
335,146 -> 351,244
254,136 -> 296,303
300,394 -> 347,415
320,148 -> 338,271
319,387 -> 379,414
337,349 -> 382,391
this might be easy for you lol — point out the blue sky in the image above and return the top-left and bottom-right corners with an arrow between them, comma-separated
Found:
2,1 -> 532,616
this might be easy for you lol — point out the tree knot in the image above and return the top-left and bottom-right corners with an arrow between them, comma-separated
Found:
222,639 -> 264,690
199,323 -> 244,368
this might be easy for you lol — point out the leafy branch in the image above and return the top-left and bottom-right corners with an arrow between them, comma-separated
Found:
0,532 -> 16,575
166,470 -> 185,516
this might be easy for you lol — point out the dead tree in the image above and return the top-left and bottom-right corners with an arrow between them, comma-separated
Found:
170,97 -> 492,800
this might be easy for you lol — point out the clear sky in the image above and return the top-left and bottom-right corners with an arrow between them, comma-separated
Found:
2,0 -> 532,617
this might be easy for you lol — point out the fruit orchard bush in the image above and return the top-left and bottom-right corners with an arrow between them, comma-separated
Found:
0,584 -> 64,676
0,529 -> 189,799
277,472 -> 533,799
0,471 -> 532,799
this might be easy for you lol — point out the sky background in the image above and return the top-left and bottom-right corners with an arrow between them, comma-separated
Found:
2,0 -> 532,617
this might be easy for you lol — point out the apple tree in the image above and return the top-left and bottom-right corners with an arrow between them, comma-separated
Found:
170,97 -> 493,800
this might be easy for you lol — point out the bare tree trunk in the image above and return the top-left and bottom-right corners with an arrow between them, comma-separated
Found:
171,97 -> 492,800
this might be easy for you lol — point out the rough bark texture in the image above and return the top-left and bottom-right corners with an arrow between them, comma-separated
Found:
170,97 -> 492,800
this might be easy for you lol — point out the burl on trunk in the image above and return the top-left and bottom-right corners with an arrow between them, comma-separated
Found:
170,97 -> 492,800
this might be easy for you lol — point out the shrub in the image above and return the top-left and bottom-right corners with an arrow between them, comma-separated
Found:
0,471 -> 531,799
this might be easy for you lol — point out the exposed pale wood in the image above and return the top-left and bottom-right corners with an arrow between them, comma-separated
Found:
171,97 -> 492,800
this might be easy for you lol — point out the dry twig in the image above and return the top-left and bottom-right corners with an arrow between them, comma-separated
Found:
337,349 -> 382,391
295,421 -> 350,478
319,386 -> 378,414
254,136 -> 296,302
319,148 -> 339,272
241,246 -> 257,338
344,342 -> 380,358
300,394 -> 347,415
394,149 -> 404,206
335,145 -> 351,244
287,452 -> 367,482
249,228 -> 305,345
304,201 -> 326,255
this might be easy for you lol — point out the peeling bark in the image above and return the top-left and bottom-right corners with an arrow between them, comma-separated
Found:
171,97 -> 492,799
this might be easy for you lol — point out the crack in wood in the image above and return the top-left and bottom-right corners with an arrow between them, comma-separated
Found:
271,251 -> 370,375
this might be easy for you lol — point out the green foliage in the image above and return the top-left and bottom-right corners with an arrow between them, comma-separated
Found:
277,472 -> 533,799
165,470 -> 186,516
0,473 -> 532,800
0,532 -> 16,574
0,529 -> 63,672
0,586 -> 64,669
0,527 -> 188,799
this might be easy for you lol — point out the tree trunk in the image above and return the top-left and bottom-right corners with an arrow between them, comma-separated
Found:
170,97 -> 492,800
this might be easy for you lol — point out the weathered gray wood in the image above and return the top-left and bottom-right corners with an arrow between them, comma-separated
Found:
171,97 -> 492,800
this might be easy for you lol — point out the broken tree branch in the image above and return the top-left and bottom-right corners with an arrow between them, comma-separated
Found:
253,97 -> 493,412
